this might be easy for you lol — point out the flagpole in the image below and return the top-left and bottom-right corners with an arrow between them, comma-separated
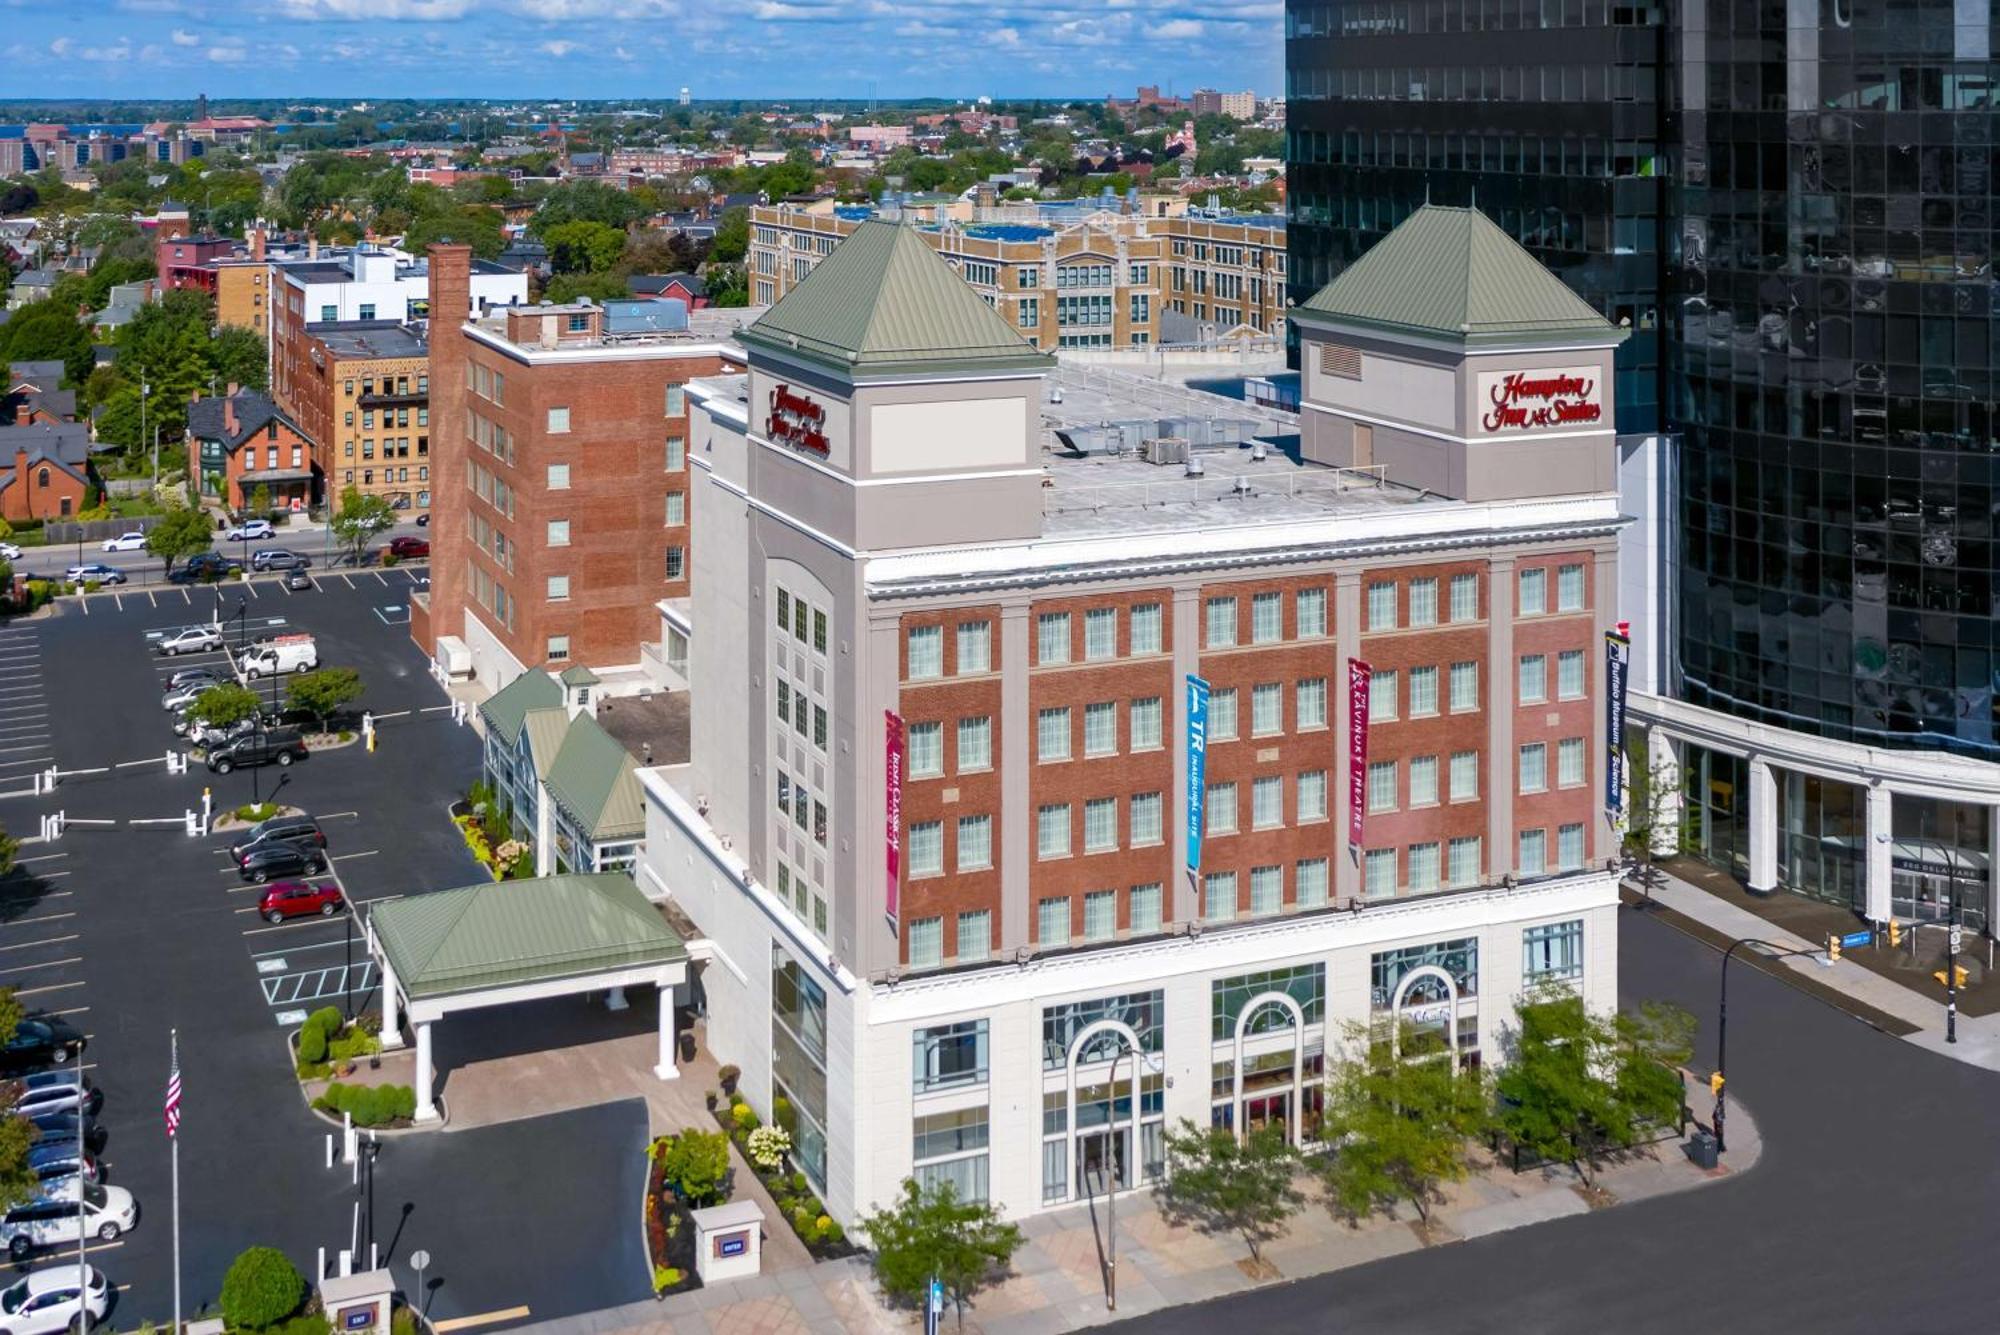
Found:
172,1027 -> 182,1335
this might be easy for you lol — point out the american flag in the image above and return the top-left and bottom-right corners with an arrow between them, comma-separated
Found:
164,1045 -> 182,1139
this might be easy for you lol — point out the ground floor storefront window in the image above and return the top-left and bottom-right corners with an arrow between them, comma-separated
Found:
1892,795 -> 1990,933
1682,745 -> 1749,881
1777,770 -> 1864,912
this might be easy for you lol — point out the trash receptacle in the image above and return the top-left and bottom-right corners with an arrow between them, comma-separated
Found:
1685,1129 -> 1719,1169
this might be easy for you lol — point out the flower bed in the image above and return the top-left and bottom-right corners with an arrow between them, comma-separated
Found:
708,1088 -> 856,1259
293,1006 -> 382,1080
644,1130 -> 726,1298
451,792 -> 532,880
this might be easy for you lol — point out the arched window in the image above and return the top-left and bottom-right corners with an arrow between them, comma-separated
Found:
36,467 -> 50,488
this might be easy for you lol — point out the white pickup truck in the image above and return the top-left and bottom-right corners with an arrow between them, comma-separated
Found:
241,634 -> 319,679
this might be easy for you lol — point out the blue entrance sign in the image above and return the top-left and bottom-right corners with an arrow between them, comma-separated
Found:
1840,930 -> 1873,949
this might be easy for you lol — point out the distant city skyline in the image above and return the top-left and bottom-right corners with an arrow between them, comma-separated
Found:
3,0 -> 1281,102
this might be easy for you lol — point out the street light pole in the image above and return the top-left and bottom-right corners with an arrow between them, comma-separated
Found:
1948,814 -> 1964,1045
1714,935 -> 1827,1154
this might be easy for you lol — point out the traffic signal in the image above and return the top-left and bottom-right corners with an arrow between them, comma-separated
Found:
1708,1071 -> 1725,1097
1887,919 -> 1902,948
1828,934 -> 1842,962
1934,966 -> 1970,988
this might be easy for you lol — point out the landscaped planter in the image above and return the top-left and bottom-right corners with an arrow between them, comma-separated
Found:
449,797 -> 532,881
711,1097 -> 855,1260
643,1136 -> 711,1298
213,802 -> 307,832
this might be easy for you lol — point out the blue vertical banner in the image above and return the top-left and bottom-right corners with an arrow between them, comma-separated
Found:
1185,674 -> 1211,876
1604,623 -> 1631,817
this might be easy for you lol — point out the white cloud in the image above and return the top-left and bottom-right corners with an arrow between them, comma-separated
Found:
80,38 -> 134,61
1152,17 -> 1204,37
277,0 -> 473,18
987,24 -> 1020,45
48,36 -> 72,56
170,28 -> 200,45
538,37 -> 577,54
138,43 -> 163,60
611,44 -> 634,59
207,43 -> 246,61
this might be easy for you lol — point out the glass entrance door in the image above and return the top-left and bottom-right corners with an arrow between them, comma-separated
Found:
1075,1126 -> 1129,1198
1241,1090 -> 1291,1138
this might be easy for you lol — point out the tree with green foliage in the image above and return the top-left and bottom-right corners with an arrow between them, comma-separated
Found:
1495,989 -> 1695,1189
219,1246 -> 307,1330
0,986 -> 31,1213
1159,1120 -> 1303,1268
330,486 -> 397,568
0,299 -> 94,387
528,180 -> 650,237
1317,1022 -> 1493,1230
543,219 -> 628,275
287,668 -> 364,733
210,325 -> 270,394
541,272 -> 629,305
657,1130 -> 732,1207
145,504 -> 217,577
402,202 -> 507,260
189,683 -> 262,730
708,206 -> 749,265
860,1178 -> 1023,1330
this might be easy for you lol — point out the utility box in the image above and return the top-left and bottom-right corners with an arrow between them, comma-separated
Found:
691,1200 -> 765,1285
320,1268 -> 396,1334
1685,1129 -> 1719,1170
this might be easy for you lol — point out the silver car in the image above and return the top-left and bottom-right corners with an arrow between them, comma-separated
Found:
155,626 -> 223,656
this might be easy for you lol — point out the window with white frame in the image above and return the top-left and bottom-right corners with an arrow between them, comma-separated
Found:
665,493 -> 686,526
1210,688 -> 1239,739
1298,677 -> 1327,728
1557,564 -> 1584,611
1297,587 -> 1328,636
957,815 -> 992,871
957,620 -> 992,674
1367,760 -> 1397,813
1084,702 -> 1118,757
1408,842 -> 1441,892
1558,822 -> 1586,869
666,435 -> 685,470
1524,918 -> 1583,979
1558,649 -> 1585,700
1250,865 -> 1282,916
1037,897 -> 1071,945
909,917 -> 944,968
1084,798 -> 1118,852
1296,858 -> 1329,907
546,519 -> 570,547
1251,591 -> 1282,643
1203,872 -> 1237,921
1130,883 -> 1163,934
1085,607 -> 1118,660
547,635 -> 570,662
1037,612 -> 1071,664
546,574 -> 570,601
957,910 -> 992,961
1252,775 -> 1284,829
1450,750 -> 1479,801
1449,573 -> 1478,622
1207,781 -> 1238,833
547,462 -> 570,489
1520,567 -> 1547,615
1409,577 -> 1439,627
1519,828 -> 1547,875
958,716 -> 992,771
908,626 -> 943,679
1130,792 -> 1164,845
1519,654 -> 1547,704
1082,890 -> 1117,941
1409,754 -> 1439,806
1130,697 -> 1164,750
1037,707 -> 1071,762
908,820 -> 943,876
1450,660 -> 1479,712
1409,665 -> 1439,716
1252,682 -> 1283,735
666,384 -> 685,417
1206,596 -> 1238,647
1519,742 -> 1548,793
1036,804 -> 1071,859
1298,769 -> 1328,821
1369,669 -> 1398,722
1130,603 -> 1163,654
1366,581 -> 1397,630
1364,848 -> 1397,897
908,721 -> 943,778
1558,737 -> 1585,787
1448,836 -> 1482,886
546,406 -> 570,434
912,1018 -> 987,1092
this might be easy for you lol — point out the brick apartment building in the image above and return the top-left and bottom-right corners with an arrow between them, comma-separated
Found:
272,320 -> 430,513
639,210 -> 1631,1224
417,245 -> 742,693
155,228 -> 236,295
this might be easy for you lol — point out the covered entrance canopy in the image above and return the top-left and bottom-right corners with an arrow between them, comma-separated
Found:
367,873 -> 689,1121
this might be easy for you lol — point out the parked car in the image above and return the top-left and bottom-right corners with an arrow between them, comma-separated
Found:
241,637 -> 318,678
186,715 -> 275,748
230,813 -> 327,859
168,552 -> 235,584
236,838 -> 326,884
0,1018 -> 83,1076
14,1071 -> 100,1121
249,549 -> 309,572
283,568 -> 314,592
22,1110 -> 101,1155
165,666 -> 226,693
154,625 -> 223,656
0,542 -> 20,560
259,881 -> 346,924
206,728 -> 308,776
161,680 -> 221,712
62,564 -> 124,586
1,1182 -> 136,1257
26,1144 -> 101,1188
225,519 -> 274,542
387,536 -> 430,560
0,1264 -> 112,1332
415,513 -> 429,527
99,532 -> 146,553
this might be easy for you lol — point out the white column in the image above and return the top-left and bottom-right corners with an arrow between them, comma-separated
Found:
653,983 -> 679,1081
414,1021 -> 439,1122
1988,805 -> 2000,937
535,787 -> 554,877
1747,757 -> 1778,893
379,956 -> 403,1050
1645,728 -> 1684,858
604,985 -> 629,1011
1866,785 -> 1894,923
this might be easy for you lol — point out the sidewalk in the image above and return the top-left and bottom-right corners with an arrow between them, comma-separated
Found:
504,1073 -> 1757,1335
1632,864 -> 2000,1071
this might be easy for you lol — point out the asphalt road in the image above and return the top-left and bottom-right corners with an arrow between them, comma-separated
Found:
0,579 -> 650,1330
7,516 -> 431,584
1119,906 -> 1999,1335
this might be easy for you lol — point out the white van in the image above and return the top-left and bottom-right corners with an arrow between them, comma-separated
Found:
241,635 -> 319,678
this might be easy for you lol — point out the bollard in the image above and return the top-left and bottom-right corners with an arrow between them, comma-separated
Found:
342,1112 -> 357,1167
184,811 -> 198,838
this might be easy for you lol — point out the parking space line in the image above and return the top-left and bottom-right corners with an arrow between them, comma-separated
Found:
15,981 -> 84,997
13,854 -> 66,864
48,1006 -> 88,1018
0,935 -> 79,952
241,915 -> 350,936
330,850 -> 378,862
5,913 -> 76,928
0,956 -> 82,975
147,590 -> 159,608
253,937 -> 355,957
319,811 -> 360,821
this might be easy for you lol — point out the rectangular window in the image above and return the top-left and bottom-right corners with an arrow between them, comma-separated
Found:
548,463 -> 572,489
1206,781 -> 1238,833
957,814 -> 992,871
1408,842 -> 1441,892
1557,564 -> 1584,611
1524,918 -> 1584,979
1037,612 -> 1071,665
547,635 -> 570,662
1205,596 -> 1238,647
546,519 -> 570,547
908,722 -> 943,778
1084,798 -> 1118,853
1251,591 -> 1282,643
1251,682 -> 1283,735
1296,858 -> 1329,907
1210,689 -> 1238,740
957,716 -> 992,772
813,705 -> 827,750
547,406 -> 571,434
1408,577 -> 1439,627
1519,828 -> 1547,876
1519,654 -> 1547,704
1084,607 -> 1118,660
1558,737 -> 1586,788
813,610 -> 827,654
1129,883 -> 1163,934
1297,587 -> 1328,637
1449,661 -> 1479,712
1249,865 -> 1282,916
909,917 -> 944,969
1297,677 -> 1327,728
1084,702 -> 1118,757
1130,603 -> 1163,654
1130,792 -> 1164,845
908,820 -> 944,876
666,384 -> 685,417
1036,804 -> 1071,859
1130,697 -> 1164,750
1519,743 -> 1548,793
1366,582 -> 1397,630
957,910 -> 992,962
1558,823 -> 1586,870
1298,769 -> 1328,821
1558,650 -> 1585,700
546,575 -> 570,601
1037,897 -> 1071,946
1083,890 -> 1117,941
956,620 -> 992,674
1364,848 -> 1398,897
1037,707 -> 1071,762
1252,775 -> 1284,829
1367,760 -> 1397,813
1448,836 -> 1482,887
1369,669 -> 1398,722
1203,872 -> 1237,921
665,493 -> 686,526
1519,567 -> 1546,615
913,1019 -> 987,1092
1409,754 -> 1439,806
1409,665 -> 1439,717
666,435 -> 686,470
908,626 -> 943,679
1450,750 -> 1479,801
1449,573 -> 1478,622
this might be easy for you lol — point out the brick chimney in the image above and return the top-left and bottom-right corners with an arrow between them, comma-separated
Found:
221,391 -> 238,439
421,241 -> 477,666
249,225 -> 265,262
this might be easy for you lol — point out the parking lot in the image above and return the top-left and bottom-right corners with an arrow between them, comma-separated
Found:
0,575 -> 648,1330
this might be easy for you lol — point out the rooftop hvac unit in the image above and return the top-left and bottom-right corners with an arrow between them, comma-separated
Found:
1143,436 -> 1189,466
1250,442 -> 1268,461
1184,456 -> 1205,478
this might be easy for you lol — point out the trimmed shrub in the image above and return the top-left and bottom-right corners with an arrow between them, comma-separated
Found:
220,1246 -> 307,1329
315,1081 -> 417,1128
296,1018 -> 329,1066
731,1102 -> 759,1131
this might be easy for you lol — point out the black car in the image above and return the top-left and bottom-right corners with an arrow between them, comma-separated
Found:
0,1018 -> 84,1077
237,840 -> 326,884
26,1142 -> 101,1186
416,512 -> 429,527
230,813 -> 327,861
25,1109 -> 105,1154
169,552 -> 236,584
206,728 -> 309,775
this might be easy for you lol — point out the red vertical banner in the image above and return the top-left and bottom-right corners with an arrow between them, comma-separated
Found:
1347,658 -> 1371,857
884,709 -> 905,934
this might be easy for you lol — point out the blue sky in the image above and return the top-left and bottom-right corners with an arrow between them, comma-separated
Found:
6,0 -> 1281,102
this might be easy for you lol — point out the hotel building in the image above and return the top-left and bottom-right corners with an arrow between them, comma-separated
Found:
638,211 -> 1630,1224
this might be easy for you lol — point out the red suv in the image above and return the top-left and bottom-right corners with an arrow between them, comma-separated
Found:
258,881 -> 346,924
388,537 -> 430,560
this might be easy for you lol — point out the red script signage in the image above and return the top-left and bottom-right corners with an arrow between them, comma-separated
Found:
767,384 -> 830,457
1477,368 -> 1603,434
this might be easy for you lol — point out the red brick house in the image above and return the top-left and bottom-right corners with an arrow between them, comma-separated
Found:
187,388 -> 316,512
0,422 -> 92,523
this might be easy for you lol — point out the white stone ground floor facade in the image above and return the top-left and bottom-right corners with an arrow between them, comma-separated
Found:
638,769 -> 1619,1225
